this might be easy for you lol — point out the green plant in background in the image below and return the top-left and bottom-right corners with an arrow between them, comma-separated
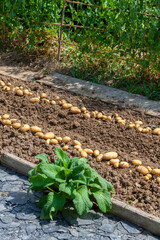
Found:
28,148 -> 114,220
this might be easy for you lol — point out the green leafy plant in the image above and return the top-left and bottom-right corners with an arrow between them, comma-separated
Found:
28,148 -> 114,220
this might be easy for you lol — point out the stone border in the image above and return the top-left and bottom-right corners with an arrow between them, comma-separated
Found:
0,152 -> 160,236
0,66 -> 160,117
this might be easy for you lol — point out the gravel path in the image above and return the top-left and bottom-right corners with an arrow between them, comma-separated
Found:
0,165 -> 159,240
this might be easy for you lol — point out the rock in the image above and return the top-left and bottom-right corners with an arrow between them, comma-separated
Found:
8,192 -> 29,205
99,223 -> 115,233
69,229 -> 79,237
0,214 -> 15,224
26,224 -> 37,235
121,222 -> 143,235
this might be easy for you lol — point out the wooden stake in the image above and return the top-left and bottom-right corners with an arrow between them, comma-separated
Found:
57,4 -> 66,61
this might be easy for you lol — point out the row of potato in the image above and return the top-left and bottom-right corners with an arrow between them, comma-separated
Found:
0,80 -> 160,136
0,113 -> 160,184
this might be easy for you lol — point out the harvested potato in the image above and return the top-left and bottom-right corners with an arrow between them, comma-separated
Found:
142,129 -> 149,133
74,145 -> 82,150
70,107 -> 81,114
0,81 -> 5,86
44,99 -> 50,103
146,174 -> 152,179
2,114 -> 10,119
30,97 -> 40,103
153,128 -> 160,135
23,89 -> 30,95
135,121 -> 143,125
144,176 -> 149,181
131,159 -> 142,166
106,162 -> 110,166
137,166 -> 148,175
10,119 -> 17,122
56,96 -> 60,100
44,132 -> 55,140
110,159 -> 120,165
151,169 -> 160,175
129,124 -> 135,128
16,89 -> 23,96
90,112 -> 97,118
78,148 -> 83,153
84,149 -> 93,155
114,161 -> 120,168
81,151 -> 88,158
30,126 -> 42,133
157,177 -> 160,183
46,139 -> 51,144
51,100 -> 56,105
1,120 -> 11,125
40,93 -> 47,99
146,127 -> 152,131
107,116 -> 112,121
81,107 -> 87,112
63,145 -> 69,151
63,136 -> 71,143
136,127 -> 143,133
35,132 -> 44,138
50,139 -> 58,145
97,113 -> 103,119
147,166 -> 152,172
103,152 -> 118,160
93,150 -> 100,157
20,124 -> 30,132
12,123 -> 21,129
55,136 -> 62,142
3,86 -> 10,91
7,83 -> 11,86
62,103 -> 72,109
97,154 -> 103,162
28,92 -> 33,96
73,140 -> 81,146
119,161 -> 129,168
84,113 -> 90,119
102,115 -> 108,120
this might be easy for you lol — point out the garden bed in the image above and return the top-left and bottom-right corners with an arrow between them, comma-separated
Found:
0,74 -> 159,218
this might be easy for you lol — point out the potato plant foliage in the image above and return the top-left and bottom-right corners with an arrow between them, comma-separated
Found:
28,148 -> 114,220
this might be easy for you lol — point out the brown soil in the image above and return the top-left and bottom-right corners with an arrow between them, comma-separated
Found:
0,74 -> 160,218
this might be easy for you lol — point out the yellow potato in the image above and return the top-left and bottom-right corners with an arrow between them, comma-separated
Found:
131,159 -> 142,166
44,99 -> 50,103
7,83 -> 11,86
135,121 -> 143,125
70,107 -> 81,114
61,99 -> 66,105
0,81 -> 5,86
3,86 -> 10,91
103,152 -> 118,160
116,117 -> 122,121
97,113 -> 103,119
84,149 -> 93,155
20,124 -> 30,132
30,126 -> 42,133
12,123 -> 21,129
30,97 -> 40,103
73,140 -> 81,146
63,145 -> 69,151
78,148 -> 83,152
62,136 -> 71,143
46,139 -> 51,144
16,89 -> 23,96
10,119 -> 17,122
56,96 -> 60,100
55,136 -> 62,142
151,169 -> 160,175
90,112 -> 97,118
119,161 -> 129,168
51,100 -> 56,105
93,150 -> 100,157
106,162 -> 110,166
23,89 -> 30,95
114,161 -> 119,168
81,107 -> 87,112
28,92 -> 33,96
50,139 -> 58,145
81,151 -> 88,158
147,166 -> 152,172
1,120 -> 11,125
153,128 -> 160,135
137,166 -> 148,175
74,145 -> 82,150
146,174 -> 152,179
157,177 -> 160,183
40,93 -> 47,99
35,132 -> 44,138
110,159 -> 120,165
146,127 -> 152,131
62,103 -> 72,109
44,132 -> 55,140
84,113 -> 90,119
102,115 -> 108,120
144,176 -> 149,181
137,127 -> 143,133
129,124 -> 135,128
2,114 -> 10,119
107,116 -> 112,121
97,154 -> 103,162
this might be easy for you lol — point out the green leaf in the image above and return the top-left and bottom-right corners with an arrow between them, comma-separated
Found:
35,153 -> 49,164
38,195 -> 48,208
40,192 -> 66,220
59,182 -> 74,197
93,189 -> 112,213
40,164 -> 61,180
55,148 -> 70,168
98,176 -> 114,193
73,186 -> 93,215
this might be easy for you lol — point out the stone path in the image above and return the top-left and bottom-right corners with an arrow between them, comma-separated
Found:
0,165 -> 159,240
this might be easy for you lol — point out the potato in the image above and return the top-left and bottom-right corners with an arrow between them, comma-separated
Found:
7,83 -> 11,86
61,99 -> 66,105
62,136 -> 71,143
102,115 -> 108,120
55,136 -> 62,142
1,120 -> 11,125
63,145 -> 69,151
12,123 -> 21,129
97,113 -> 103,119
146,127 -> 152,131
103,152 -> 118,160
93,150 -> 100,157
97,154 -> 103,162
136,127 -> 143,133
2,114 -> 10,119
90,112 -> 96,118
81,107 -> 87,112
81,151 -> 88,158
137,166 -> 148,175
147,166 -> 152,172
84,149 -> 93,155
56,96 -> 60,100
44,99 -> 50,103
62,103 -> 72,109
51,100 -> 56,105
116,117 -> 122,121
12,87 -> 19,92
35,132 -> 44,138
78,148 -> 83,153
144,176 -> 149,181
119,161 -> 129,168
151,169 -> 160,175
10,119 -> 17,123
0,81 -> 5,86
50,139 -> 58,145
106,162 -> 110,166
3,86 -> 10,91
20,124 -> 30,132
23,89 -> 30,95
153,128 -> 160,135
142,129 -> 149,133
74,145 -> 82,150
131,159 -> 142,166
146,174 -> 152,179
114,161 -> 120,168
84,113 -> 90,119
157,177 -> 160,183
30,126 -> 42,133
16,89 -> 23,96
110,159 -> 120,165
73,140 -> 81,146
135,121 -> 143,125
107,116 -> 112,121
46,139 -> 51,144
129,124 -> 135,128
28,92 -> 33,96
40,93 -> 47,99
70,107 -> 81,114
30,97 -> 40,103
44,132 -> 55,140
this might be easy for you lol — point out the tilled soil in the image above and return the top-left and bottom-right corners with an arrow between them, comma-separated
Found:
0,74 -> 160,218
